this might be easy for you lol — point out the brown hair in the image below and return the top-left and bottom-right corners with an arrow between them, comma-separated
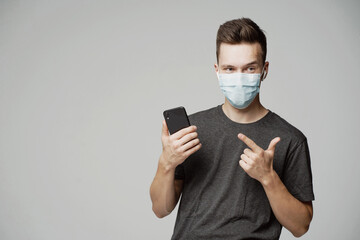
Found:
216,18 -> 267,64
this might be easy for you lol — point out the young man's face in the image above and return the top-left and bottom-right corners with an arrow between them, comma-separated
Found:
215,42 -> 268,80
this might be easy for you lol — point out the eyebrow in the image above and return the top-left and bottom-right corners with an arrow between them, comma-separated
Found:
243,61 -> 258,67
220,61 -> 259,68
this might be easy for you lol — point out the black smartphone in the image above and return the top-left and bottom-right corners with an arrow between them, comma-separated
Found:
163,106 -> 191,135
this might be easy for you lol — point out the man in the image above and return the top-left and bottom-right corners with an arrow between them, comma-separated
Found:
150,17 -> 314,240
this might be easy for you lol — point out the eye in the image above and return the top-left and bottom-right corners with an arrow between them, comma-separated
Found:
247,66 -> 256,72
225,67 -> 233,73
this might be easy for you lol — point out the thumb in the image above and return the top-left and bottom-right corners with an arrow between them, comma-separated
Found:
162,120 -> 169,137
267,137 -> 281,151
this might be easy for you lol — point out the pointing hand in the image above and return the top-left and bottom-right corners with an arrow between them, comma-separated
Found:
238,133 -> 281,184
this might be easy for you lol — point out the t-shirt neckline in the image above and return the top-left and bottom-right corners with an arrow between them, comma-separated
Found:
216,104 -> 273,127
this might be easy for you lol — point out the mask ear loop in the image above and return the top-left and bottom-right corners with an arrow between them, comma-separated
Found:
258,63 -> 266,87
260,64 -> 266,80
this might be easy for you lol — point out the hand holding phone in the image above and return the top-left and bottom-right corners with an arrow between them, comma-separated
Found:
160,106 -> 202,170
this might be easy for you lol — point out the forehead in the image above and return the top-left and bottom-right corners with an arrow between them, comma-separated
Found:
219,42 -> 262,66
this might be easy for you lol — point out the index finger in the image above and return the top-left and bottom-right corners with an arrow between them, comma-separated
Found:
172,125 -> 197,140
238,133 -> 263,153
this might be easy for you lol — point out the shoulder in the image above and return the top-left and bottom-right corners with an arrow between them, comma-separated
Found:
268,111 -> 307,144
188,105 -> 219,124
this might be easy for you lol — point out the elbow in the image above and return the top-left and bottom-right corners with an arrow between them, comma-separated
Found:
152,205 -> 169,219
292,204 -> 313,237
150,186 -> 168,219
292,223 -> 310,238
154,211 -> 166,219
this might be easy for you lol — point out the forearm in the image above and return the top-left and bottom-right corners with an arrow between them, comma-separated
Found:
150,155 -> 177,218
261,171 -> 312,237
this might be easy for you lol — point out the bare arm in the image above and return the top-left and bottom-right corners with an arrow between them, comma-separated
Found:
262,171 -> 313,237
150,155 -> 184,218
150,120 -> 201,218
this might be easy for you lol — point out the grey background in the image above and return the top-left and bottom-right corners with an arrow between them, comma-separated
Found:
0,0 -> 359,239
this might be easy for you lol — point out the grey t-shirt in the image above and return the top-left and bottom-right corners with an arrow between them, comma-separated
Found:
171,104 -> 315,240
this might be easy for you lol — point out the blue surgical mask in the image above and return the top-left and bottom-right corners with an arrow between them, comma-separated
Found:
217,67 -> 265,109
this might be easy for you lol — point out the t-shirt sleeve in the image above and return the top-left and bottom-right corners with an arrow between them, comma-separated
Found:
174,163 -> 185,180
283,138 -> 315,202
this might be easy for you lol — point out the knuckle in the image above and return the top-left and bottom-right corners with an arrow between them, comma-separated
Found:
184,134 -> 191,142
182,131 -> 189,137
174,147 -> 179,154
171,141 -> 178,148
179,134 -> 187,141
182,128 -> 189,134
175,149 -> 182,155
176,141 -> 183,148
186,126 -> 193,132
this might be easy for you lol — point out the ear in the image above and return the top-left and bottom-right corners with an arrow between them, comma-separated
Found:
262,61 -> 269,81
214,63 -> 219,73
